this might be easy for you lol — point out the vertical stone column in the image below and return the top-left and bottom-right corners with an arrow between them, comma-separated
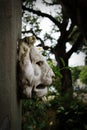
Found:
0,0 -> 22,130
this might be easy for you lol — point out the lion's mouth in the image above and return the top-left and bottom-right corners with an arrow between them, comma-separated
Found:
33,84 -> 48,97
36,84 -> 45,89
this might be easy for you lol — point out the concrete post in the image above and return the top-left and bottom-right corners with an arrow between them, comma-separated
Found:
0,0 -> 22,130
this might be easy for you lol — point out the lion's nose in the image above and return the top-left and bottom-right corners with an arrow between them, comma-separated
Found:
52,74 -> 55,78
51,70 -> 55,78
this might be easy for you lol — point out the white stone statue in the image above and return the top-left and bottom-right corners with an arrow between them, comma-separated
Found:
17,35 -> 55,98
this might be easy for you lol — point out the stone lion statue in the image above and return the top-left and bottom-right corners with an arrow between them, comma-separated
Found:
17,35 -> 54,98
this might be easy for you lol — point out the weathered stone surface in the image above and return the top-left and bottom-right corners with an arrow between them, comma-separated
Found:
0,0 -> 22,130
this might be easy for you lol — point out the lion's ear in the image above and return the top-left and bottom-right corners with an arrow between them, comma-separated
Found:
24,37 -> 29,44
24,36 -> 36,46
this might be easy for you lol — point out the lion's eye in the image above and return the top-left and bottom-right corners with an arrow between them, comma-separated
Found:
36,61 -> 43,66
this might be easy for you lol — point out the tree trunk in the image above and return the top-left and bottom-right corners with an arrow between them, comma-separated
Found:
55,41 -> 73,105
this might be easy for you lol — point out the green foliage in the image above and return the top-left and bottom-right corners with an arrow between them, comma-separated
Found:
60,57 -> 66,67
22,89 -> 87,130
79,65 -> 87,84
47,59 -> 62,78
56,100 -> 87,130
45,95 -> 87,130
71,66 -> 81,84
47,59 -> 62,92
68,26 -> 80,45
22,98 -> 46,130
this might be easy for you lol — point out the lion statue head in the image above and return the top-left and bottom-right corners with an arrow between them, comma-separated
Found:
17,35 -> 55,98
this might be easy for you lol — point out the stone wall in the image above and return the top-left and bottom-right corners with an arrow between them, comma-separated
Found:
0,0 -> 22,130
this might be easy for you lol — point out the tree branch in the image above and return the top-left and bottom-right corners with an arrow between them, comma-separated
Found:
22,5 -> 61,27
22,29 -> 44,45
22,29 -> 54,52
66,33 -> 84,59
42,0 -> 59,5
